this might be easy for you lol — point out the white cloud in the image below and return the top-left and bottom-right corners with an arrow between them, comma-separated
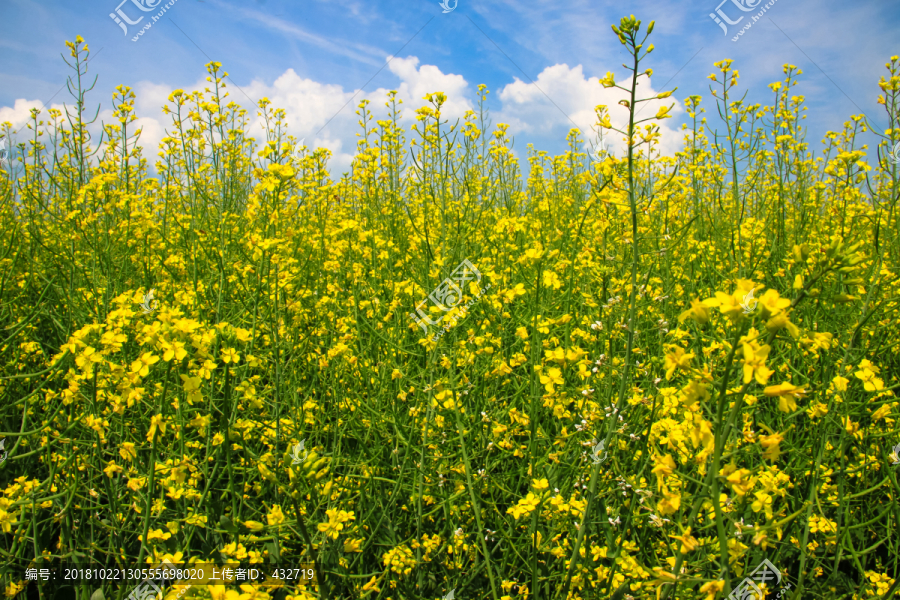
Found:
0,98 -> 54,131
101,56 -> 473,176
379,56 -> 472,123
1,57 -> 687,179
495,62 -> 685,159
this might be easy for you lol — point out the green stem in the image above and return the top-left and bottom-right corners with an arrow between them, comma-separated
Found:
136,361 -> 173,567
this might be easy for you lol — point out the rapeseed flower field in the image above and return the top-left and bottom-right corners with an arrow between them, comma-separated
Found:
1,16 -> 899,600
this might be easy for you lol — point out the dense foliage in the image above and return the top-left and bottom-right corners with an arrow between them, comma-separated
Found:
1,17 -> 899,600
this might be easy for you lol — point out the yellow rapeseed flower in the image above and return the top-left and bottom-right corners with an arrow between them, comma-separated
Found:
243,520 -> 265,532
669,526 -> 699,553
507,493 -> 541,520
119,442 -> 137,461
741,341 -> 773,385
131,352 -> 160,377
664,346 -> 694,380
678,297 -> 714,325
764,382 -> 807,413
539,367 -> 563,394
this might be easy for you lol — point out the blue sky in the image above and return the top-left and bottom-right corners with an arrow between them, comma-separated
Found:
1,0 -> 898,179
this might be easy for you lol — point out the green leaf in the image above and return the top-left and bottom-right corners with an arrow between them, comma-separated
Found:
219,515 -> 238,534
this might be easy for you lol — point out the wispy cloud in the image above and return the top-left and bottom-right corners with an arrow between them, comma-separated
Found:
214,1 -> 388,67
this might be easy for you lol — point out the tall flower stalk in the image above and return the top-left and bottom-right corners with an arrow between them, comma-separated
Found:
559,15 -> 676,600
